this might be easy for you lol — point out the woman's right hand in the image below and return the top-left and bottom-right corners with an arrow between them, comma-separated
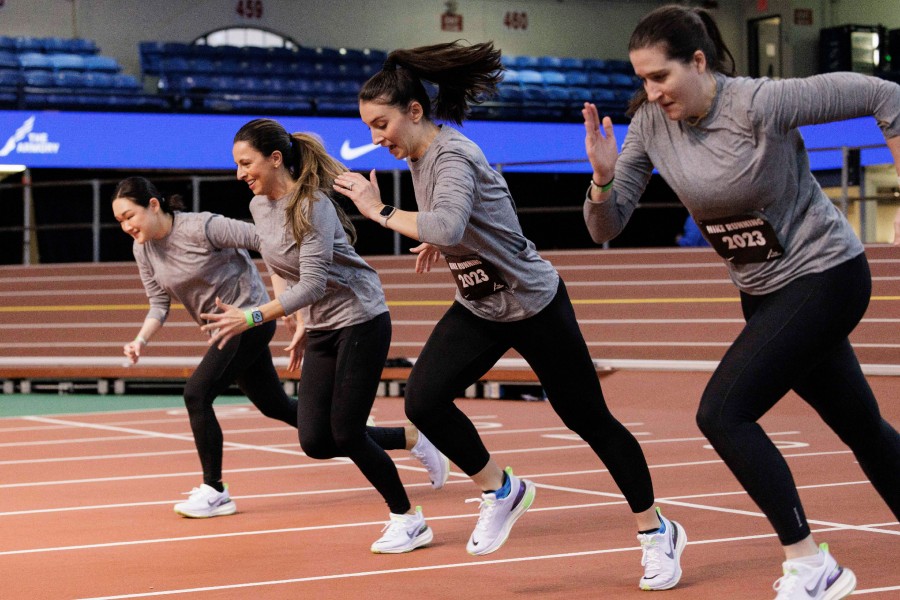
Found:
123,338 -> 144,365
410,242 -> 441,274
582,102 -> 618,185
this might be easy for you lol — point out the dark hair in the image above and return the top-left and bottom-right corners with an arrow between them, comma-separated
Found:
359,40 -> 503,125
233,118 -> 357,245
626,4 -> 736,116
112,176 -> 185,213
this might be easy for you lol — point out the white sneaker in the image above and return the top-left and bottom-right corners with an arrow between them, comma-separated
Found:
773,543 -> 856,600
174,483 -> 237,518
638,508 -> 686,590
466,467 -> 536,556
410,431 -> 450,489
370,506 -> 433,554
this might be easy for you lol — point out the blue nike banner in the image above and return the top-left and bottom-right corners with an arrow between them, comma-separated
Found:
0,110 -> 890,172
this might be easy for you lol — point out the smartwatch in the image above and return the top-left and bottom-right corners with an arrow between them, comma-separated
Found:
244,307 -> 264,328
379,205 -> 397,227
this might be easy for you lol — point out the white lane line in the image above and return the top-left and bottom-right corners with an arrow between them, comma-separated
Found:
69,525 -> 899,600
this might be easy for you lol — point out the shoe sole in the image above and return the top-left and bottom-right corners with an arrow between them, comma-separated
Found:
468,479 -> 536,556
174,501 -> 237,519
371,526 -> 434,554
640,519 -> 687,591
823,567 -> 856,600
432,454 -> 450,490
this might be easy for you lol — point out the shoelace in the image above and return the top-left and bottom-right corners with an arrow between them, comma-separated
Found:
773,567 -> 800,596
466,496 -> 497,532
379,515 -> 411,537
639,535 -> 662,573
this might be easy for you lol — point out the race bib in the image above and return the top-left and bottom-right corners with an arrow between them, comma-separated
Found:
697,213 -> 784,264
445,254 -> 507,300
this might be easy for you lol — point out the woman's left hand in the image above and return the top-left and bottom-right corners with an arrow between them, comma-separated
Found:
199,297 -> 248,349
334,169 -> 383,222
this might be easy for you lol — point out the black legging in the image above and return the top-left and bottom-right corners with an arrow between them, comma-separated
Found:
696,253 -> 900,545
296,312 -> 412,515
405,278 -> 655,513
184,321 -> 297,488
184,319 -> 406,489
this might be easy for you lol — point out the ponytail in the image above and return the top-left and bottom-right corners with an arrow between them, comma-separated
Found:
359,40 -> 503,125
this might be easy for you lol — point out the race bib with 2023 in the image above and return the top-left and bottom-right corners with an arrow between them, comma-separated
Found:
697,213 -> 785,264
445,254 -> 508,300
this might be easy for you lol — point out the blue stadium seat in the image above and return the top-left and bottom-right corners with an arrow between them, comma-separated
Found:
517,69 -> 543,85
537,56 -> 562,70
65,38 -> 99,55
82,55 -> 120,72
502,69 -> 520,84
23,70 -> 54,88
589,72 -> 612,87
606,59 -> 633,74
565,71 -> 589,87
19,53 -> 52,70
610,73 -> 638,89
159,57 -> 190,75
567,86 -> 593,103
53,71 -> 87,88
0,36 -> 15,52
83,72 -> 114,89
13,36 -> 44,53
0,69 -> 22,87
111,74 -> 141,91
48,54 -> 86,71
541,70 -> 567,86
0,51 -> 19,70
583,58 -> 609,72
513,55 -> 540,70
559,57 -> 585,71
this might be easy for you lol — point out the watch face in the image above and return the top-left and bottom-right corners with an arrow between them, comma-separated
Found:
379,205 -> 395,217
252,310 -> 264,324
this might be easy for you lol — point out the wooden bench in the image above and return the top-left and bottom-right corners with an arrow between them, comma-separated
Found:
0,359 -> 614,398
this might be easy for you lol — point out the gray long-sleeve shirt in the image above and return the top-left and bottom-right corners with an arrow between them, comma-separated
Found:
585,71 -> 900,294
134,211 -> 269,326
244,192 -> 388,331
412,126 -> 559,321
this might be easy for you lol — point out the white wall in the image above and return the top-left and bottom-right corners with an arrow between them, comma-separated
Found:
0,0 -> 708,76
3,0 -> 896,79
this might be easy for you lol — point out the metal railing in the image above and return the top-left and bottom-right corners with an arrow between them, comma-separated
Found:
0,143 -> 895,265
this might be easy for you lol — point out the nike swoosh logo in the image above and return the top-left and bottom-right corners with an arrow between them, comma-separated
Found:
340,140 -> 380,160
804,571 -> 828,597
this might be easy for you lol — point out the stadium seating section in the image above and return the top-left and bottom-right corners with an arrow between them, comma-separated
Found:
0,35 -> 169,111
0,35 -> 642,121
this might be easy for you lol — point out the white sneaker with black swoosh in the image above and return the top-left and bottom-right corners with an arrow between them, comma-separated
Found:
370,506 -> 433,554
638,508 -> 686,590
773,543 -> 856,600
466,467 -> 536,556
174,483 -> 237,518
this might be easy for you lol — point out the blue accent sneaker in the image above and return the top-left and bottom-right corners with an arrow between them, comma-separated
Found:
773,543 -> 856,599
638,508 -> 686,590
465,467 -> 536,556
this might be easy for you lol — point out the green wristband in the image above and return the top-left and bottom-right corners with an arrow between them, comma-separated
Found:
244,307 -> 264,328
591,176 -> 615,193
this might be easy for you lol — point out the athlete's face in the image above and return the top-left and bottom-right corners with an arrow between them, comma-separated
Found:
112,197 -> 165,244
630,45 -> 711,122
233,141 -> 283,198
359,99 -> 427,161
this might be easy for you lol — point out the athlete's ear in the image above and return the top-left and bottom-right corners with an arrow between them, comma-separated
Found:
408,100 -> 425,123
